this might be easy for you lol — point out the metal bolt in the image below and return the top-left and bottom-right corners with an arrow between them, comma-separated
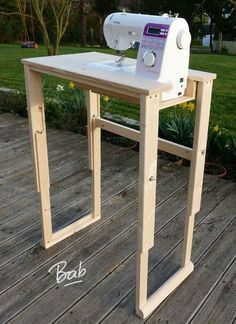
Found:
149,176 -> 156,181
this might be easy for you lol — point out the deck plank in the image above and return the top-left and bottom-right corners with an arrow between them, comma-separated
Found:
53,181 -> 236,324
0,165 -> 190,318
0,130 -> 85,173
0,163 -> 181,299
0,136 -> 133,208
0,139 -> 138,222
0,153 -> 139,240
0,114 -> 235,324
145,189 -> 236,324
1,173 -> 215,323
190,258 -> 236,324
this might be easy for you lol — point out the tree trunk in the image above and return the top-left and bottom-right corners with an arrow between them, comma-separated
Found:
42,27 -> 54,55
218,31 -> 223,53
99,16 -> 105,46
79,0 -> 87,47
209,14 -> 213,53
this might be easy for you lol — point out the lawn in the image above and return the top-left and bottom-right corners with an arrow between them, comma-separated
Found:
0,44 -> 235,136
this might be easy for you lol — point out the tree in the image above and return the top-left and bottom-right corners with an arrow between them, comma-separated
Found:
30,0 -> 73,55
229,0 -> 236,9
78,0 -> 89,47
201,0 -> 235,51
138,0 -> 198,35
0,0 -> 73,55
93,0 -> 120,45
128,0 -> 140,12
0,0 -> 22,42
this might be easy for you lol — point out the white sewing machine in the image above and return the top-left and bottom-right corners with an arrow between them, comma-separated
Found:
90,12 -> 191,101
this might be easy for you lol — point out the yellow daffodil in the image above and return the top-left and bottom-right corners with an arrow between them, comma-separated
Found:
213,124 -> 219,132
179,102 -> 188,109
68,81 -> 75,89
188,102 -> 195,111
102,95 -> 109,103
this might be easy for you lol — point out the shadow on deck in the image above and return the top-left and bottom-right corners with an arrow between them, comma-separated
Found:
0,114 -> 235,324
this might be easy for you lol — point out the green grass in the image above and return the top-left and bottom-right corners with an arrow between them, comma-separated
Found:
189,54 -> 236,137
0,44 -> 235,136
0,44 -> 120,90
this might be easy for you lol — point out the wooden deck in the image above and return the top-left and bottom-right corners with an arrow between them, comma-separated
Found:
0,113 -> 235,324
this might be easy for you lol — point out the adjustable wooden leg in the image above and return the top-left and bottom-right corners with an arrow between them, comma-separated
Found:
182,80 -> 213,266
24,66 -> 52,247
136,94 -> 160,318
135,95 -> 193,320
24,79 -> 102,248
87,91 -> 101,220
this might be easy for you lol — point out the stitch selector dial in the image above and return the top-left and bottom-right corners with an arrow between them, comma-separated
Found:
143,51 -> 156,67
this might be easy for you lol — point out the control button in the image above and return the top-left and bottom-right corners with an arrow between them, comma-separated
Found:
143,51 -> 156,67
176,30 -> 191,49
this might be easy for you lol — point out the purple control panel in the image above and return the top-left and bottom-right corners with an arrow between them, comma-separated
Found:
143,23 -> 169,38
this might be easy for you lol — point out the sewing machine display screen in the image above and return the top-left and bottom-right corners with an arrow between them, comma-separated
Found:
147,27 -> 161,35
144,23 -> 169,38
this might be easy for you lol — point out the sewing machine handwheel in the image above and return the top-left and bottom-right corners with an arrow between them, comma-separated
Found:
176,30 -> 191,49
143,51 -> 156,67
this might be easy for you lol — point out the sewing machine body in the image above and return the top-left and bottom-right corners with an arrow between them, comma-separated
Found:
101,12 -> 191,101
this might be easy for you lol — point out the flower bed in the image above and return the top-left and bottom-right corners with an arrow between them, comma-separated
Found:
0,84 -> 235,180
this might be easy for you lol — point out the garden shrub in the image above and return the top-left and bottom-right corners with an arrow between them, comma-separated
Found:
159,102 -> 195,147
0,89 -> 27,116
0,86 -> 235,178
159,101 -> 236,178
44,82 -> 87,132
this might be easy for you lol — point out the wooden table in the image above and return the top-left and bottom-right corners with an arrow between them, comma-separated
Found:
22,52 -> 216,319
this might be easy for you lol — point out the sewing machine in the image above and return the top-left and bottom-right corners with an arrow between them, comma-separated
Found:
91,12 -> 191,101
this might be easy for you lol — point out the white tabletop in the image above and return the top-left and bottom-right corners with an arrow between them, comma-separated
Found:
22,52 -> 216,98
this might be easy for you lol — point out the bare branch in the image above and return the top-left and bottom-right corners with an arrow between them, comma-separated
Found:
40,0 -> 46,14
0,10 -> 35,19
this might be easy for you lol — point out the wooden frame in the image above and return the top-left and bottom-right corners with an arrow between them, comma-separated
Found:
22,52 -> 216,318
24,68 -> 102,249
135,79 -> 213,319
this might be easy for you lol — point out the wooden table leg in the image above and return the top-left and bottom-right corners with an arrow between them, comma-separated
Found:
136,94 -> 160,317
182,80 -> 213,266
87,90 -> 101,220
24,66 -> 52,247
136,89 -> 206,318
